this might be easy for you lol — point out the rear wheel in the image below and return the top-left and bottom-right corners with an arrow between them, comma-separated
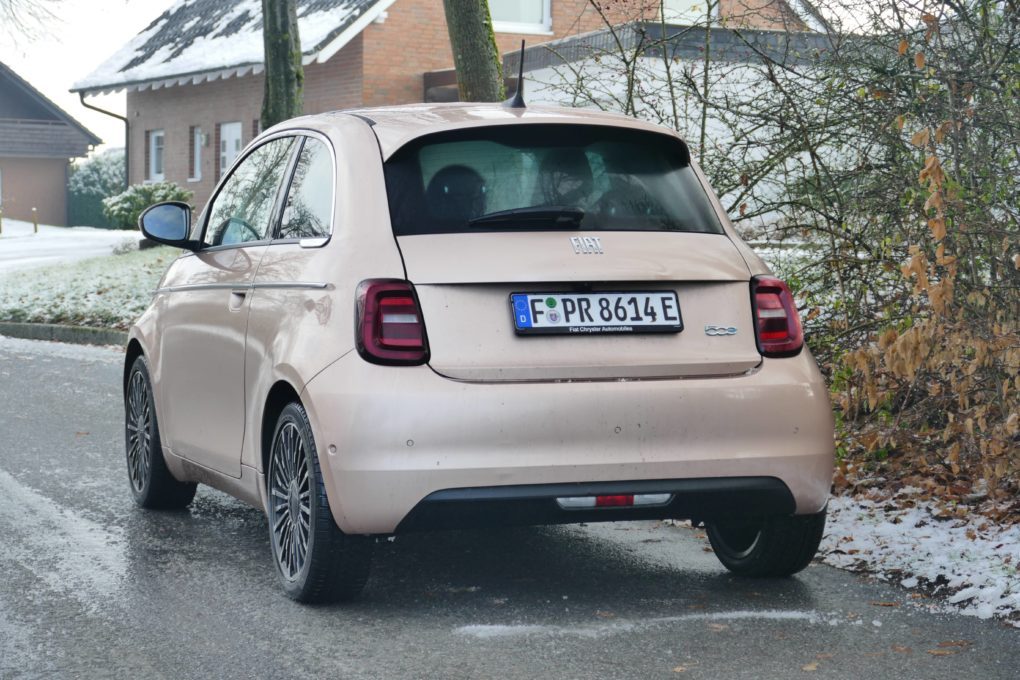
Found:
267,402 -> 372,603
125,355 -> 197,509
706,510 -> 826,577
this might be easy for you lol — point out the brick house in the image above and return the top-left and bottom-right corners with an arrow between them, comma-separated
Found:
1,62 -> 100,226
72,0 -> 819,212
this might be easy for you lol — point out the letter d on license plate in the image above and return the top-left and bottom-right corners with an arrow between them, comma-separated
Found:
510,291 -> 683,335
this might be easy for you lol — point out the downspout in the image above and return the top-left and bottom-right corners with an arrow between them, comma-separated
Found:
77,92 -> 129,191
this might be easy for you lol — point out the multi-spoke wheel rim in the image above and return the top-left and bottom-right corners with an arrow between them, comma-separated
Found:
125,370 -> 152,493
269,422 -> 311,580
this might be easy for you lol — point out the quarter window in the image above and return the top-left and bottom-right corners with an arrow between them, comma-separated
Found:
489,0 -> 551,34
203,137 -> 296,247
278,138 -> 333,240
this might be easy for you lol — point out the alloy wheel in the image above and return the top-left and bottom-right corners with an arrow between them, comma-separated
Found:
269,422 -> 312,580
125,370 -> 152,493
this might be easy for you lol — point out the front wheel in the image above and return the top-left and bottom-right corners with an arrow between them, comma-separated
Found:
125,355 -> 197,509
706,510 -> 826,577
267,402 -> 372,603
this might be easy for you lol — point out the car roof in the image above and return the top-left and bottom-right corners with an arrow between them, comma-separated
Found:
289,103 -> 686,160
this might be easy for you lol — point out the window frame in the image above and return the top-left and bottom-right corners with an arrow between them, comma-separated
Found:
270,131 -> 338,247
148,129 -> 165,182
490,0 -> 552,35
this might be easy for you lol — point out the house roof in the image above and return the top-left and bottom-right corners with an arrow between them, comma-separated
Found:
72,0 -> 395,95
0,61 -> 101,157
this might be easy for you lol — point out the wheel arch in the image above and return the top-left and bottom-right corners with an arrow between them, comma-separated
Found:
261,380 -> 303,479
124,338 -> 145,395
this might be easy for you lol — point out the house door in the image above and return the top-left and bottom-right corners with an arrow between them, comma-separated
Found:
219,121 -> 243,176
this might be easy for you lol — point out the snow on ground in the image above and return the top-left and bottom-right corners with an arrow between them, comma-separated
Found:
0,219 -> 137,273
0,246 -> 175,329
821,494 -> 1020,627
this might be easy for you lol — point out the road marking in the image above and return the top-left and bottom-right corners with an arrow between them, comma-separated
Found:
455,610 -> 824,639
0,469 -> 126,613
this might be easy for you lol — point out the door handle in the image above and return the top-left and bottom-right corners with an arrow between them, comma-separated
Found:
229,289 -> 248,312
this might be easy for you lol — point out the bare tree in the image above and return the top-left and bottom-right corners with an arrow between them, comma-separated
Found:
0,0 -> 58,36
261,0 -> 304,129
442,0 -> 505,102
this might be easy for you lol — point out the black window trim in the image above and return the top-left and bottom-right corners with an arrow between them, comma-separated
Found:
269,129 -> 337,248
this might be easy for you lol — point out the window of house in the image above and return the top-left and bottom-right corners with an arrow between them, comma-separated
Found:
149,129 -> 165,182
278,138 -> 333,240
218,121 -> 243,179
663,0 -> 712,23
189,126 -> 202,181
203,136 -> 296,247
489,0 -> 551,34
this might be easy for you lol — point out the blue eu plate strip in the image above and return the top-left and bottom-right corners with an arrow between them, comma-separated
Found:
511,294 -> 532,329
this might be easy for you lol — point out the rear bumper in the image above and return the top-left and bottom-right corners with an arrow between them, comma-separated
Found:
301,352 -> 834,535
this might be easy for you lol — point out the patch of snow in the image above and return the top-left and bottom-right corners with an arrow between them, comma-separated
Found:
0,218 -> 136,273
456,609 -> 830,639
0,335 -> 124,363
820,496 -> 1020,627
0,246 -> 174,330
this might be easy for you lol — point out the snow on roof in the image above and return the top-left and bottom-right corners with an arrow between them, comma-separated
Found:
73,0 -> 394,95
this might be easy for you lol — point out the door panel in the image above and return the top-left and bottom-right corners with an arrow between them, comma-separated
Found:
158,247 -> 267,477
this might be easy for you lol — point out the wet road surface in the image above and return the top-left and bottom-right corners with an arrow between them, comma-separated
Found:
0,336 -> 1017,679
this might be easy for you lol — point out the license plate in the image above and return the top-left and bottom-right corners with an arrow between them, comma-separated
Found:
510,291 -> 683,335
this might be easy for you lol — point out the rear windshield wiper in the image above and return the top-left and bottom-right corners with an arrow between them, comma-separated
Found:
468,206 -> 585,229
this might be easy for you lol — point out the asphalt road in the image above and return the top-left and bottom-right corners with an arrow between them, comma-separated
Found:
0,335 -> 1016,680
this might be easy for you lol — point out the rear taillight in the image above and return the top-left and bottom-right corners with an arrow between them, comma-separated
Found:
355,279 -> 429,365
751,275 -> 803,357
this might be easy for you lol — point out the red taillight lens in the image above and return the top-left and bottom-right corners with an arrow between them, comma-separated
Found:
751,275 -> 803,357
356,279 -> 429,365
596,494 -> 634,507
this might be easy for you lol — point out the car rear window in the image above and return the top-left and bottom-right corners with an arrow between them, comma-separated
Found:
384,124 -> 723,236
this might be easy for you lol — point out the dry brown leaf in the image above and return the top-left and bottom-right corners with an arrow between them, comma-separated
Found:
707,623 -> 728,632
801,662 -> 820,671
869,601 -> 899,607
927,649 -> 958,656
911,128 -> 930,147
898,39 -> 909,55
915,52 -> 926,69
891,645 -> 911,653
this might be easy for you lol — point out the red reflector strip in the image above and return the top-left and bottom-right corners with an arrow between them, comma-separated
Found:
596,494 -> 634,507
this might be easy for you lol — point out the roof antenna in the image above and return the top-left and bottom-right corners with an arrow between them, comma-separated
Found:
503,40 -> 526,108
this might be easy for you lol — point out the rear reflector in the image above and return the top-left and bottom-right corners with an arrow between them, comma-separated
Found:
751,275 -> 804,357
556,493 -> 672,509
356,280 -> 429,365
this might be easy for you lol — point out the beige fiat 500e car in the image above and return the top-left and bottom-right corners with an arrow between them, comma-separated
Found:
128,102 -> 834,603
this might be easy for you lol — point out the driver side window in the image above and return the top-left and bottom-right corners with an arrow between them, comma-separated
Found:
203,137 -> 296,247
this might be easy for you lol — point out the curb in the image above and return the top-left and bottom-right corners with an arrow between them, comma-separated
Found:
0,322 -> 127,347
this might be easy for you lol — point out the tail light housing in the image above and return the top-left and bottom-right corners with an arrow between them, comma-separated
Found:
355,279 -> 429,365
751,275 -> 803,357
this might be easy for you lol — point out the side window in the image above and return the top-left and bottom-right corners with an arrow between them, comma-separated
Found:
204,137 -> 295,247
278,138 -> 334,240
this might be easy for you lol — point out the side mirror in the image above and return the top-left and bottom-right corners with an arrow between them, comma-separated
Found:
139,201 -> 200,251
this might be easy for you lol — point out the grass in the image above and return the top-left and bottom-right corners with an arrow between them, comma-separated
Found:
0,247 -> 175,330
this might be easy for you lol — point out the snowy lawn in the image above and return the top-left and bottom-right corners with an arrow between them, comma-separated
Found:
0,218 -> 138,273
0,246 -> 174,330
821,494 -> 1020,627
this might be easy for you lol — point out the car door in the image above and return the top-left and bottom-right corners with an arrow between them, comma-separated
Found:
157,135 -> 298,477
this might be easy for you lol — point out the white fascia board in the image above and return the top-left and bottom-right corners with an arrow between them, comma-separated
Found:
313,0 -> 399,65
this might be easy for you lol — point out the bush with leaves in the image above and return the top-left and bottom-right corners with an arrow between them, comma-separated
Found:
68,148 -> 125,228
102,182 -> 194,230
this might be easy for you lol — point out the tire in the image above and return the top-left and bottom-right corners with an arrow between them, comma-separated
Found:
125,355 -> 197,509
267,402 -> 372,603
706,509 -> 826,577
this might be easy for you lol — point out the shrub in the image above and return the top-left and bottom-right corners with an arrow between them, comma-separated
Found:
102,182 -> 194,230
68,148 -> 125,228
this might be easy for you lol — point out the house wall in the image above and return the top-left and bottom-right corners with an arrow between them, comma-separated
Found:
126,36 -> 363,212
0,156 -> 68,226
360,0 -> 654,106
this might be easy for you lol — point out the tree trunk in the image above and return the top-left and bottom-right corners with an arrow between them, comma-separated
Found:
261,0 -> 303,130
442,0 -> 505,102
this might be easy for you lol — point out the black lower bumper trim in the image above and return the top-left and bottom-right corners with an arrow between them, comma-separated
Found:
394,476 -> 795,533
